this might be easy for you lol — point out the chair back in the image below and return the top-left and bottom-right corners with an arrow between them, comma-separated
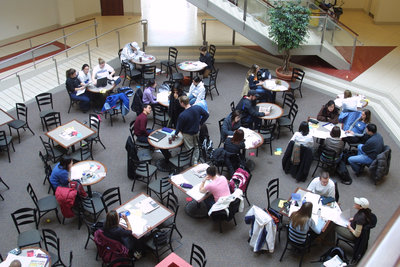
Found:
11,207 -> 38,233
320,147 -> 337,166
77,141 -> 93,161
288,224 -> 310,246
227,198 -> 241,220
218,118 -> 224,145
266,178 -> 280,209
129,120 -> 136,140
143,65 -> 156,81
0,131 -> 7,144
118,48 -> 123,59
190,243 -> 207,267
27,183 -> 40,209
209,44 -> 216,58
43,111 -> 61,131
89,114 -> 101,132
292,68 -> 305,82
152,104 -> 169,128
230,101 -> 235,112
42,229 -> 62,260
259,123 -> 276,143
288,103 -> 298,121
152,228 -> 173,258
15,103 -> 28,122
39,136 -> 57,162
101,187 -> 122,213
283,93 -> 296,112
177,148 -> 194,168
168,47 -> 178,63
166,192 -> 180,223
35,93 -> 53,112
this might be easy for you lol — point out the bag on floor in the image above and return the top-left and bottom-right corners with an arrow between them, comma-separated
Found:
312,246 -> 348,265
229,168 -> 250,193
336,160 -> 352,185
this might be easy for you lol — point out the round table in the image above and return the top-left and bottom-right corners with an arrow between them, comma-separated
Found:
148,129 -> 183,171
256,102 -> 284,120
70,160 -> 107,198
178,61 -> 207,80
240,127 -> 263,171
262,79 -> 290,103
156,91 -> 170,107
5,247 -> 51,267
87,83 -> 115,111
131,54 -> 156,65
86,83 -> 114,94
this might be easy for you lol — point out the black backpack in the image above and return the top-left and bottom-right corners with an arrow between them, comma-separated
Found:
313,246 -> 348,264
131,88 -> 143,114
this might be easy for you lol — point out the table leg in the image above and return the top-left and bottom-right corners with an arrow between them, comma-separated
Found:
184,200 -> 208,218
86,185 -> 93,198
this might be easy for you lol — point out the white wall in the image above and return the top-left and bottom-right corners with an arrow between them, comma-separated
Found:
73,0 -> 101,19
342,0 -> 365,9
374,0 -> 400,23
0,0 -> 58,41
57,0 -> 75,25
124,0 -> 141,14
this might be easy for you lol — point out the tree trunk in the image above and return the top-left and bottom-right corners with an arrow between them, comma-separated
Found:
283,50 -> 291,73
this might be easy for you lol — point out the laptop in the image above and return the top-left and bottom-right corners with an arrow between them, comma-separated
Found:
148,131 -> 167,142
96,77 -> 108,87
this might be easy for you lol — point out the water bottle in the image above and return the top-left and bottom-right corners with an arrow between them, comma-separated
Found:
302,197 -> 306,205
268,73 -> 272,80
317,208 -> 321,217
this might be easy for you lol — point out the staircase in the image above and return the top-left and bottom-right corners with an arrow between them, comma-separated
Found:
188,0 -> 353,70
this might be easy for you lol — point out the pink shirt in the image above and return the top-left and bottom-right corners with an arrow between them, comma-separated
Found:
204,175 -> 230,202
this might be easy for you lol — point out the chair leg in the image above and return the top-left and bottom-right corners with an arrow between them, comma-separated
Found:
55,209 -> 61,224
174,225 -> 183,239
131,179 -> 136,192
279,242 -> 288,261
312,162 -> 320,176
98,139 -> 106,149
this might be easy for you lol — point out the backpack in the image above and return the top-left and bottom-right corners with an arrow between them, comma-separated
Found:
131,88 -> 143,114
210,148 -> 226,166
158,81 -> 171,93
257,68 -> 271,81
118,86 -> 134,97
313,246 -> 348,264
228,168 -> 250,193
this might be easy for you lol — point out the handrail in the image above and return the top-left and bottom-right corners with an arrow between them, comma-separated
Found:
0,22 -> 98,66
310,12 -> 358,36
0,18 -> 96,48
0,19 -> 147,81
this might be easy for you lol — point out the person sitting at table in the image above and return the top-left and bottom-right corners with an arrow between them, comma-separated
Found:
307,171 -> 336,198
199,166 -> 231,210
235,90 -> 265,129
92,58 -> 121,88
9,260 -> 22,267
289,202 -> 321,244
246,64 -> 271,102
168,82 -> 186,128
199,45 -> 213,78
290,121 -> 314,148
335,197 -> 374,242
142,79 -> 158,105
134,104 -> 153,143
343,109 -> 371,145
188,77 -> 205,105
348,124 -> 384,176
77,64 -> 92,85
317,100 -> 339,124
224,129 -> 246,177
65,68 -> 91,112
103,210 -> 145,259
324,125 -> 345,162
120,41 -> 143,70
221,110 -> 241,143
341,90 -> 358,112
50,156 -> 73,190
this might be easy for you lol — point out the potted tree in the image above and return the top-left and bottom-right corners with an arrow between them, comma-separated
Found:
268,1 -> 310,80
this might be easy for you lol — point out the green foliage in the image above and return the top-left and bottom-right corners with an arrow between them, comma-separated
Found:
268,1 -> 310,71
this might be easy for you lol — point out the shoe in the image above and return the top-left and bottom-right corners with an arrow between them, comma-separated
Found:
341,178 -> 352,185
133,251 -> 142,260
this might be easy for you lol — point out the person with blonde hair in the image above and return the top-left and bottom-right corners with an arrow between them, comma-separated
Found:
289,202 -> 321,243
92,57 -> 121,87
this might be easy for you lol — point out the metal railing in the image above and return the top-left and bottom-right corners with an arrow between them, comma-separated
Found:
0,19 -> 148,103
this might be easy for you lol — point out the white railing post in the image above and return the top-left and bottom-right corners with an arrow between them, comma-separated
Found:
53,57 -> 60,85
116,31 -> 121,51
94,19 -> 99,47
141,20 -> 148,52
16,74 -> 25,102
232,30 -> 236,45
29,39 -> 37,69
62,29 -> 68,57
350,37 -> 357,70
202,20 -> 207,46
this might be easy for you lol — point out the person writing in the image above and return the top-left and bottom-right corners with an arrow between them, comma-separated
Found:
50,157 -> 73,190
120,42 -> 143,70
235,90 -> 265,129
307,171 -> 336,198
92,58 -> 121,88
317,100 -> 339,124
221,110 -> 241,143
65,68 -> 91,112
199,166 -> 231,210
289,202 -> 322,244
199,45 -> 213,78
344,109 -> 371,144
142,79 -> 158,105
187,77 -> 206,105
103,210 -> 144,259
290,121 -> 314,148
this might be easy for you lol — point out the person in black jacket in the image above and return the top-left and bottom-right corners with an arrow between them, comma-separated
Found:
65,68 -> 91,112
348,124 -> 384,175
199,45 -> 213,78
224,129 -> 246,176
168,82 -> 185,127
235,90 -> 265,129
221,110 -> 241,143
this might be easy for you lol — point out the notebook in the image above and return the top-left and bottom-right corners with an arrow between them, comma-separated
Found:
96,77 -> 108,87
148,131 -> 167,142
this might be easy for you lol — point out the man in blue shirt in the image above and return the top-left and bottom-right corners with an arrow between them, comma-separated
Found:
175,95 -> 209,165
348,124 -> 384,175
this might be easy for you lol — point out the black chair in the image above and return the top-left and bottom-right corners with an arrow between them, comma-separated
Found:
142,65 -> 156,84
107,257 -> 135,267
39,151 -> 53,185
277,103 -> 298,138
279,224 -> 311,267
312,147 -> 337,176
290,68 -> 305,98
0,176 -> 10,201
27,183 -> 61,224
210,198 -> 241,233
42,229 -> 68,266
242,172 -> 252,206
217,118 -> 225,148
0,130 -> 15,163
126,135 -> 152,163
8,103 -> 35,143
130,160 -> 157,192
152,104 -> 169,129
70,140 -> 93,162
66,87 -> 80,113
39,136 -> 64,163
209,44 -> 216,58
169,148 -> 194,173
118,48 -> 141,85
80,196 -> 105,223
43,111 -> 61,132
101,187 -> 122,213
145,227 -> 173,262
104,100 -> 126,127
11,207 -> 41,248
160,192 -> 182,238
230,101 -> 235,112
148,176 -> 173,204
36,92 -> 54,131
85,114 -> 106,149
129,120 -> 150,149
160,47 -> 179,78
203,69 -> 219,100
281,93 -> 296,118
266,178 -> 285,241
190,243 -> 207,267
82,217 -> 103,249
257,123 -> 276,156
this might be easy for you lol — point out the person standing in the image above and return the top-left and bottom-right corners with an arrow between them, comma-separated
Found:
174,96 -> 209,165
168,82 -> 185,128
187,77 -> 206,105
199,166 -> 230,210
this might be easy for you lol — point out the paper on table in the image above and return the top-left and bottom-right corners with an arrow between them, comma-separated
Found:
323,123 -> 335,131
324,255 -> 347,267
171,174 -> 188,185
0,254 -> 36,267
311,128 -> 331,139
76,88 -> 86,96
157,91 -> 170,103
334,209 -> 351,227
129,216 -> 148,236
70,163 -> 91,180
186,183 -> 207,201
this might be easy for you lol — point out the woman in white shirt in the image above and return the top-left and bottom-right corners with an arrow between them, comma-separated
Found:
77,64 -> 92,85
290,121 -> 314,148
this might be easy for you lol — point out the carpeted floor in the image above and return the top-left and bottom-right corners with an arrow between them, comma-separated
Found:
0,63 -> 398,266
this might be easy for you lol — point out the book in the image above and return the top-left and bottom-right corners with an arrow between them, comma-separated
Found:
148,131 -> 167,142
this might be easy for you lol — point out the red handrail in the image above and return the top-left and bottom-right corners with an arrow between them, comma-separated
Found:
0,18 -> 96,48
